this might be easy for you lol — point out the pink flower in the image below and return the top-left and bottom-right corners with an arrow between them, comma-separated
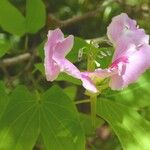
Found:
109,44 -> 150,90
88,13 -> 150,90
107,13 -> 150,90
107,13 -> 149,59
44,28 -> 97,93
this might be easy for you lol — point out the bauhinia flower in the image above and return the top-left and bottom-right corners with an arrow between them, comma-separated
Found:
44,28 -> 98,93
86,13 -> 150,90
107,13 -> 149,59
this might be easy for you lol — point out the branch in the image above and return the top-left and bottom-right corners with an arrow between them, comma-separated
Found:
48,8 -> 103,29
60,8 -> 101,28
1,53 -> 31,67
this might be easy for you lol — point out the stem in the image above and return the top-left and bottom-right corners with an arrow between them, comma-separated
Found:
87,41 -> 98,129
75,99 -> 90,105
90,95 -> 97,128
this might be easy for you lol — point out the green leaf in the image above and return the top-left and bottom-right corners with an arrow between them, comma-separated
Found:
0,81 -> 9,118
97,98 -> 150,150
34,63 -> 45,76
0,38 -> 11,58
102,70 -> 150,108
0,85 -> 85,150
57,73 -> 82,85
0,0 -> 26,36
67,37 -> 90,63
41,86 -> 85,150
79,113 -> 104,136
0,0 -> 46,35
26,0 -> 46,33
63,86 -> 77,100
0,86 -> 39,150
96,47 -> 113,69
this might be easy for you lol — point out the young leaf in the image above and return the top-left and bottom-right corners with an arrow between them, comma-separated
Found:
67,37 -> 90,63
97,98 -> 150,150
26,0 -> 46,33
0,0 -> 26,36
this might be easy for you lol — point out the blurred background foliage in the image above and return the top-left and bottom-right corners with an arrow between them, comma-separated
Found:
0,0 -> 150,150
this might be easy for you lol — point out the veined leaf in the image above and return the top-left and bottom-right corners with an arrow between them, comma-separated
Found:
0,85 -> 85,150
97,98 -> 150,150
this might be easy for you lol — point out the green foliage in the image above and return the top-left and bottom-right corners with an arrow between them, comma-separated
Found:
80,113 -> 104,136
0,85 -> 85,150
0,37 -> 11,57
0,0 -> 150,149
63,86 -> 77,100
0,0 -> 46,36
97,98 -> 150,150
0,82 -> 9,118
26,0 -> 46,33
0,0 -> 26,36
67,37 -> 90,63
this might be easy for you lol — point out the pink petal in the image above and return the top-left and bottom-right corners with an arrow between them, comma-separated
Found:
57,59 -> 81,79
44,58 -> 60,81
107,13 -> 136,43
110,44 -> 150,90
46,28 -> 64,45
44,28 -> 64,81
107,13 -> 149,47
53,35 -> 74,59
57,59 -> 98,93
81,74 -> 98,93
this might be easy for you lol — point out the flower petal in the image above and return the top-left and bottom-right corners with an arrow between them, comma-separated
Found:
57,59 -> 98,93
44,28 -> 64,81
110,44 -> 150,90
81,74 -> 98,93
44,58 -> 60,81
53,35 -> 74,59
107,13 -> 149,47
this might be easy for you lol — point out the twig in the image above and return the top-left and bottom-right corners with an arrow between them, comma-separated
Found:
59,8 -> 101,28
1,53 -> 31,67
48,7 -> 103,29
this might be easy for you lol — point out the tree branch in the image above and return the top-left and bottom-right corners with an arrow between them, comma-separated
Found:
48,8 -> 102,29
1,53 -> 31,67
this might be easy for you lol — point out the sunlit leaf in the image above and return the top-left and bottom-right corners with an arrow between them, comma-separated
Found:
97,98 -> 150,150
0,85 -> 85,150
